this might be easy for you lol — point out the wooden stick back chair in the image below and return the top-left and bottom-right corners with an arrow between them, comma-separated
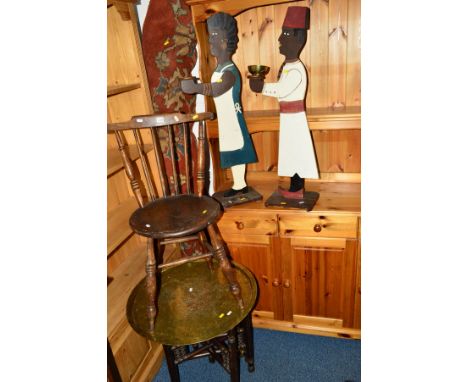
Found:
107,112 -> 243,330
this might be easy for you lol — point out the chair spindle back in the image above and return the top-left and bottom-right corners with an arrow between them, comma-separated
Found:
108,112 -> 215,208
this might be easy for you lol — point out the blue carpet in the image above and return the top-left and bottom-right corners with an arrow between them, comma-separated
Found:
153,328 -> 361,382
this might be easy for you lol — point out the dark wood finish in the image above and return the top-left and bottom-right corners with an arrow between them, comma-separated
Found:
145,239 -> 157,331
161,314 -> 254,382
227,329 -> 240,382
240,313 -> 255,372
212,186 -> 262,208
108,112 -> 244,327
129,195 -> 220,239
182,123 -> 192,194
107,339 -> 123,382
150,127 -> 170,197
197,120 -> 207,196
207,224 -> 244,310
114,130 -> 145,207
133,129 -> 157,201
163,345 -> 181,382
265,190 -> 320,211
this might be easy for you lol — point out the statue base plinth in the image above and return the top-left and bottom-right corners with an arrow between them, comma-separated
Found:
212,187 -> 262,208
265,190 -> 320,211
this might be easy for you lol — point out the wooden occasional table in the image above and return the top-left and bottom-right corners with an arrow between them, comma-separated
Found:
126,260 -> 258,381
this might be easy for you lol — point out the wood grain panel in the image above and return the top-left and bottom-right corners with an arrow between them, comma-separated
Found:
107,234 -> 145,275
193,0 -> 360,111
313,129 -> 361,173
107,4 -> 153,123
346,0 -> 361,106
113,329 -> 151,382
279,213 -> 358,238
107,197 -> 139,255
218,212 -> 278,236
309,0 -> 330,107
226,235 -> 281,318
328,0 -> 348,107
234,10 -> 261,110
188,0 -> 297,22
107,3 -> 157,381
289,238 -> 357,327
247,131 -> 279,173
256,5 -> 278,110
354,239 -> 361,328
108,170 -> 133,212
252,313 -> 360,338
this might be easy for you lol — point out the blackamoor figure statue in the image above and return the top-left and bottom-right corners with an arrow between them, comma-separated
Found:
249,7 -> 320,209
181,12 -> 261,208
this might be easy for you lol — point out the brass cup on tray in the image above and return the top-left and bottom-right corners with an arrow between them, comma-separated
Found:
247,65 -> 270,79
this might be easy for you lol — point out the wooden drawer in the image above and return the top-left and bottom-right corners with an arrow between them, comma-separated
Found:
217,212 -> 277,236
278,213 -> 358,238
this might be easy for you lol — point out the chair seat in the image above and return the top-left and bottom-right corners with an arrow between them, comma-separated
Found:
130,194 -> 221,239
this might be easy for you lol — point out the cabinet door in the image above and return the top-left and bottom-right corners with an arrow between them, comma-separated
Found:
225,234 -> 283,320
282,237 -> 358,329
354,240 -> 361,328
111,329 -> 160,382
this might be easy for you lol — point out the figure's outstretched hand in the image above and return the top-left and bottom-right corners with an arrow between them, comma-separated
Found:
249,77 -> 264,93
180,78 -> 198,94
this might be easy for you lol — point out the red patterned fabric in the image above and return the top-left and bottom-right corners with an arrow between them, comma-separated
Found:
142,0 -> 198,195
142,0 -> 197,113
142,0 -> 203,256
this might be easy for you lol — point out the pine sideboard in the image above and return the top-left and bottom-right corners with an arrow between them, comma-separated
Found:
186,0 -> 361,338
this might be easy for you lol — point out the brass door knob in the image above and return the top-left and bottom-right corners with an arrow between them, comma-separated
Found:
283,279 -> 291,288
235,221 -> 245,230
272,278 -> 281,287
313,223 -> 322,232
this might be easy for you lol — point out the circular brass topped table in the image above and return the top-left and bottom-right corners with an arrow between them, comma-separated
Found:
126,259 -> 257,346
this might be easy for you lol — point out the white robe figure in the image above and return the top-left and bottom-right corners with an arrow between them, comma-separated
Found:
262,60 -> 319,179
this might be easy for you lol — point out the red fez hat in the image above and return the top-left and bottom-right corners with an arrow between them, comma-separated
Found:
282,6 -> 310,30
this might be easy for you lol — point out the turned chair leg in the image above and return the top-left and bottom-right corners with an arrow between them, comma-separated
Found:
207,224 -> 244,310
145,239 -> 157,331
198,231 -> 214,271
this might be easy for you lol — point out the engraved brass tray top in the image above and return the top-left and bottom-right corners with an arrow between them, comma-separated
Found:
126,260 -> 257,346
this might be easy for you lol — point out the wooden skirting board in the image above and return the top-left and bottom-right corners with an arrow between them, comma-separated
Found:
252,311 -> 361,340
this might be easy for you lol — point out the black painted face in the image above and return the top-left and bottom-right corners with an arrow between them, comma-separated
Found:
278,27 -> 302,58
208,27 -> 227,58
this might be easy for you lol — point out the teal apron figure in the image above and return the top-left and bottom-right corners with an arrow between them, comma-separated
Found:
211,61 -> 256,169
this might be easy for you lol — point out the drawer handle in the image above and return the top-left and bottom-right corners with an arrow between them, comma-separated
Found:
313,224 -> 322,232
261,275 -> 268,284
272,278 -> 281,287
235,221 -> 245,230
283,279 -> 291,288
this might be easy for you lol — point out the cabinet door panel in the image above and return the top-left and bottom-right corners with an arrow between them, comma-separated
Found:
354,241 -> 361,328
285,237 -> 357,328
226,234 -> 282,319
113,327 -> 153,382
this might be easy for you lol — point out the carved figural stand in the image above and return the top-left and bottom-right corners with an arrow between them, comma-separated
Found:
249,6 -> 320,211
181,12 -> 261,208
